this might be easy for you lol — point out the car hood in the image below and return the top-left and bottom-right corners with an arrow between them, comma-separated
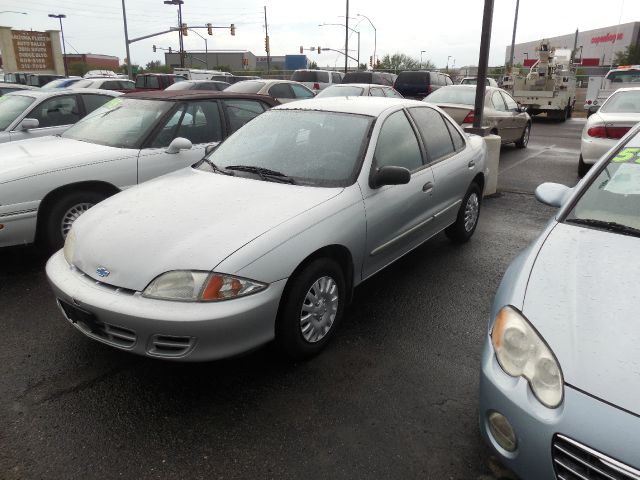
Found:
0,136 -> 128,184
523,222 -> 640,415
71,168 -> 344,291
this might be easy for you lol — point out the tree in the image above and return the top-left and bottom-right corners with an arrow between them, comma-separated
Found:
358,63 -> 367,70
614,44 -> 640,66
308,61 -> 318,70
379,53 -> 422,72
68,61 -> 89,77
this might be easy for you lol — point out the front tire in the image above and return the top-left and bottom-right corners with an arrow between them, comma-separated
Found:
445,183 -> 482,243
578,154 -> 590,177
276,258 -> 346,360
515,123 -> 530,148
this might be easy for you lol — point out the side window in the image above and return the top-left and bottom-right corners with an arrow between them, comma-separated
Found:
291,84 -> 314,99
119,81 -> 135,90
101,81 -> 118,90
175,101 -> 222,144
384,88 -> 403,98
29,95 -> 80,128
268,83 -> 295,98
501,92 -> 519,111
81,94 -> 113,115
332,72 -> 342,84
223,99 -> 265,133
369,87 -> 386,97
445,76 -> 453,85
492,91 -> 507,111
374,110 -> 423,172
408,107 -> 455,162
147,76 -> 160,89
444,117 -> 465,152
135,76 -> 145,88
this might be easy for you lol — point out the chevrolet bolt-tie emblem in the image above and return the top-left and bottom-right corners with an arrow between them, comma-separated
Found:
96,267 -> 110,278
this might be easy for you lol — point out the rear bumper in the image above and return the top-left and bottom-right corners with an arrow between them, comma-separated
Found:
580,136 -> 614,164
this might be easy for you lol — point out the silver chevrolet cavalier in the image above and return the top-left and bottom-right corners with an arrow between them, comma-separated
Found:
480,125 -> 640,478
47,97 -> 487,361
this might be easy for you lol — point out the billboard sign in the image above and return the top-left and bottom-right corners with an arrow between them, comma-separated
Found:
12,30 -> 54,71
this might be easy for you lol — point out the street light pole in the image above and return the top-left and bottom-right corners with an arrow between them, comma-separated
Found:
356,13 -> 376,69
344,0 -> 349,74
48,14 -> 68,77
446,55 -> 452,73
420,50 -> 426,69
188,29 -> 208,69
508,0 -> 520,71
319,23 -> 360,68
120,0 -> 133,79
164,0 -> 184,68
0,11 -> 28,15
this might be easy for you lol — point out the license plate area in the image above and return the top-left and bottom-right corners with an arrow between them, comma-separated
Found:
58,299 -> 102,333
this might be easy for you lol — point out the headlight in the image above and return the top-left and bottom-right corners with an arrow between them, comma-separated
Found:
63,228 -> 76,264
142,271 -> 267,302
491,306 -> 564,408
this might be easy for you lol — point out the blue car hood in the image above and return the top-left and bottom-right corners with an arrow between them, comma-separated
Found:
523,222 -> 640,416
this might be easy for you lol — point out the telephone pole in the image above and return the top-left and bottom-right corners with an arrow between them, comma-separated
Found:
344,0 -> 349,73
508,0 -> 519,70
264,6 -> 271,74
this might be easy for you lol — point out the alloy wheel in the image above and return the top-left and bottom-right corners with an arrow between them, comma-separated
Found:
464,193 -> 479,232
61,202 -> 94,238
300,276 -> 339,343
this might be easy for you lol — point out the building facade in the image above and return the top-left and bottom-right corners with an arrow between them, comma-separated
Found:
64,53 -> 119,70
164,50 -> 256,71
506,22 -> 640,67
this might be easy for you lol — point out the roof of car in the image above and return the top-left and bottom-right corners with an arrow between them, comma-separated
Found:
0,82 -> 37,90
325,83 -> 390,89
7,88 -> 122,98
122,90 -> 279,104
276,96 -> 425,116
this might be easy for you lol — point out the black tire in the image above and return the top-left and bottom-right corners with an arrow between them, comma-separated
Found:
43,190 -> 107,251
445,182 -> 482,243
515,123 -> 530,148
276,258 -> 346,360
578,155 -> 590,178
567,105 -> 573,119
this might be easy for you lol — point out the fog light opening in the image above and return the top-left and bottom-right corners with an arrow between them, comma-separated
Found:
0,224 -> 4,230
488,411 -> 517,452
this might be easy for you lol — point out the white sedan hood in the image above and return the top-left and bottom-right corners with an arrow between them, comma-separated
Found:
0,135 -> 129,184
523,223 -> 640,415
71,168 -> 343,291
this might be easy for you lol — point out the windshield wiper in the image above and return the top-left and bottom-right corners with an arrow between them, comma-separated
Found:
566,218 -> 640,237
196,157 -> 234,175
224,165 -> 295,184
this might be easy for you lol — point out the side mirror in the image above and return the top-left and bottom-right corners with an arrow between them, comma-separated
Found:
166,137 -> 193,154
517,103 -> 527,113
204,143 -> 219,156
370,165 -> 411,189
18,118 -> 39,130
535,182 -> 571,208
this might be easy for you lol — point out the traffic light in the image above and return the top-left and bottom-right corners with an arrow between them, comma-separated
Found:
264,35 -> 270,53
153,45 -> 156,52
230,23 -> 236,36
317,46 -> 321,54
369,56 -> 372,67
300,45 -> 303,54
207,23 -> 212,35
181,23 -> 188,36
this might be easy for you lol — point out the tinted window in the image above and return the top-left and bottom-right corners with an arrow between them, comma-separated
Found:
383,88 -> 403,98
375,110 -> 423,171
152,101 -> 222,147
369,87 -> 386,97
501,92 -> 518,111
291,71 -> 330,83
444,117 -> 465,151
223,99 -> 265,133
225,81 -> 266,94
268,83 -> 295,98
408,107 -> 455,161
291,83 -> 314,98
119,81 -> 135,90
135,76 -> 145,88
332,72 -> 342,83
316,85 -> 364,98
29,95 -> 80,128
342,72 -> 373,84
147,76 -> 160,89
396,71 -> 429,86
492,91 -> 507,111
81,94 -> 113,115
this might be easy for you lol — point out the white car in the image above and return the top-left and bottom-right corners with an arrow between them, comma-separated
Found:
579,87 -> 640,176
290,69 -> 344,94
225,79 -> 315,103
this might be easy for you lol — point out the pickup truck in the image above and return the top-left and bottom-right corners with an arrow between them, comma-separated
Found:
131,73 -> 186,91
584,66 -> 640,116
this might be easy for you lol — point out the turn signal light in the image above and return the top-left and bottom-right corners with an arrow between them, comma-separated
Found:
587,126 -> 630,139
313,82 -> 320,90
463,110 -> 475,124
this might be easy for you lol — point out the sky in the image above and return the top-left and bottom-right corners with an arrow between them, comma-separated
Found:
1,0 -> 639,70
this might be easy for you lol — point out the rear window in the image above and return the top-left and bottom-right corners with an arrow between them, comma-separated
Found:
606,70 -> 640,84
291,71 -> 329,83
424,87 -> 476,105
316,85 -> 364,98
600,90 -> 640,113
395,72 -> 429,86
225,81 -> 266,94
343,72 -> 373,84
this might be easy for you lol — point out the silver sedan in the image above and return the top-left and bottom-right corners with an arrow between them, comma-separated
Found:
47,97 -> 488,361
224,79 -> 315,103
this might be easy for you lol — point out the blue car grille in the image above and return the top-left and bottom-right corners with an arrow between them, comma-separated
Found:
553,434 -> 640,480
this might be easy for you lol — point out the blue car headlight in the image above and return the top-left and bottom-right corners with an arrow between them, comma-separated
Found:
491,306 -> 564,408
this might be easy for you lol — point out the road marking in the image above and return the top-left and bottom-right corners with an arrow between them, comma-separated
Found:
499,144 -> 556,174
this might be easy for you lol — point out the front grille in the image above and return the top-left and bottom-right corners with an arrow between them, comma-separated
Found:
147,334 -> 195,357
72,266 -> 137,296
553,434 -> 640,480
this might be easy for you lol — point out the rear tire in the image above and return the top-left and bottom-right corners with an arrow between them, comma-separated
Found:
445,182 -> 482,243
515,123 -> 530,148
578,155 -> 590,178
276,258 -> 346,360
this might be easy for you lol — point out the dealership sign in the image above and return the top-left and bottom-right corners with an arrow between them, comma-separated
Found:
591,32 -> 624,45
12,30 -> 54,71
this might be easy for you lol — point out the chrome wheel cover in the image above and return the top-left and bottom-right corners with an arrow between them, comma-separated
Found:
464,193 -> 479,232
522,125 -> 530,146
300,276 -> 339,343
61,202 -> 94,238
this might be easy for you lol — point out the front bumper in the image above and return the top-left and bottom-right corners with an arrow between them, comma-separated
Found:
580,136 -> 614,165
46,250 -> 287,361
479,336 -> 640,479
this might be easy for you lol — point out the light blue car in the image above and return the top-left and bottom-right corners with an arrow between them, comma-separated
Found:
479,125 -> 640,478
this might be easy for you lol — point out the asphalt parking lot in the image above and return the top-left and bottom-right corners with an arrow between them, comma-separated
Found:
0,118 -> 584,480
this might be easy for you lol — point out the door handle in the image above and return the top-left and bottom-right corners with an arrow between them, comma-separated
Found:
468,160 -> 476,168
422,182 -> 434,193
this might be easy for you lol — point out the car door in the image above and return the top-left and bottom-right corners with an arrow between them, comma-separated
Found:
489,90 -> 513,140
137,100 -> 224,183
360,109 -> 437,279
501,91 -> 526,139
9,94 -> 81,141
407,106 -> 473,232
268,83 -> 296,103
222,99 -> 267,134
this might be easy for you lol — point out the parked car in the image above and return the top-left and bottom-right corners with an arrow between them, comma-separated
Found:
424,85 -> 531,147
479,123 -> 640,480
459,77 -> 498,87
72,78 -> 136,92
41,78 -> 84,89
83,70 -> 118,78
132,73 -> 185,91
225,80 -> 314,103
0,83 -> 38,96
394,71 -> 453,100
0,91 -> 278,250
291,69 -> 344,94
342,71 -> 396,86
25,74 -> 66,88
0,89 -> 120,144
315,83 -> 403,99
165,80 -> 230,91
579,87 -> 640,176
46,97 -> 487,362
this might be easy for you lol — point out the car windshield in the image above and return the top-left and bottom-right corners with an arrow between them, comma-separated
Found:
200,109 -> 373,187
42,79 -> 72,89
291,71 -> 329,83
225,81 -> 265,94
424,87 -> 476,105
316,86 -> 365,98
62,97 -> 173,148
461,78 -> 491,86
165,81 -> 196,90
600,90 -> 640,113
0,94 -> 36,130
606,70 -> 640,84
566,137 -> 640,232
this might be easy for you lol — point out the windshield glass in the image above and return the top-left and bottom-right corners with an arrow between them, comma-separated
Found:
291,71 -> 329,83
424,87 -> 476,105
316,85 -> 364,98
62,97 -> 173,148
0,94 -> 36,130
600,90 -> 640,113
606,70 -> 640,84
225,81 -> 265,93
566,140 -> 640,231
42,79 -> 71,89
201,109 -> 373,187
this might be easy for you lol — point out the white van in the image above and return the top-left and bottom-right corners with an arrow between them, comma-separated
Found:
290,69 -> 344,93
173,68 -> 231,80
